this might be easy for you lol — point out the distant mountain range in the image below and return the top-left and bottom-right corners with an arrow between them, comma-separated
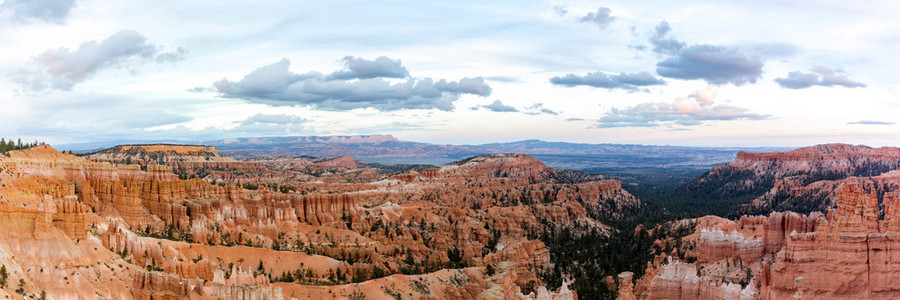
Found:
58,135 -> 788,175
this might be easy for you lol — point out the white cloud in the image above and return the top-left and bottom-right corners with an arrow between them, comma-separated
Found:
595,88 -> 768,128
213,58 -> 491,111
11,30 -> 185,91
775,66 -> 865,89
2,0 -> 77,24
480,100 -> 518,112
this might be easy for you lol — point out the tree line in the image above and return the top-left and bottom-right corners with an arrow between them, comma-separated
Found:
0,138 -> 46,154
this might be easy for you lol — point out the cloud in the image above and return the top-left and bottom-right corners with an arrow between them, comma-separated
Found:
580,7 -> 616,29
230,113 -> 310,134
594,88 -> 768,128
656,45 -> 764,86
741,43 -> 798,58
2,0 -> 77,24
155,47 -> 188,63
213,58 -> 491,111
689,86 -> 717,106
649,21 -> 685,55
481,100 -> 518,112
648,21 -> 764,86
187,86 -> 213,93
327,56 -> 409,80
553,5 -> 568,16
775,66 -> 866,89
352,122 -> 430,134
848,120 -> 894,125
524,103 -> 558,115
550,71 -> 665,92
11,30 -> 186,91
10,93 -> 196,141
485,76 -> 521,83
239,113 -> 306,125
139,113 -> 313,141
628,44 -> 648,51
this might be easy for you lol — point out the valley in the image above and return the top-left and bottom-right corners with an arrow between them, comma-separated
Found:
1,140 -> 899,299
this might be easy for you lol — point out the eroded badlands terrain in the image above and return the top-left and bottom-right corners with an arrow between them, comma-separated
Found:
0,145 -> 638,299
616,144 -> 900,300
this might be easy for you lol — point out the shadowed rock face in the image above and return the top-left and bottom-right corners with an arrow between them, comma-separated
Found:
0,145 -> 634,299
687,143 -> 900,214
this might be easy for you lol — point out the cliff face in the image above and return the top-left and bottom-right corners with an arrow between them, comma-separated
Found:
625,183 -> 900,300
0,146 -> 289,299
1,146 -> 631,299
85,144 -> 268,179
687,143 -> 900,214
763,185 -> 900,299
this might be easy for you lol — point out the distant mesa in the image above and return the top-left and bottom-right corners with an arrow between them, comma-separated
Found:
214,135 -> 400,145
58,134 -> 787,172
735,143 -> 900,162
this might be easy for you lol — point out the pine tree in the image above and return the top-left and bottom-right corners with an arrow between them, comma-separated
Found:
0,264 -> 8,287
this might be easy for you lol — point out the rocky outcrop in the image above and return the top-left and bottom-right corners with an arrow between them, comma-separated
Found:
47,195 -> 89,239
640,258 -> 757,300
634,184 -> 900,300
690,144 -> 900,214
132,270 -> 196,299
440,154 -> 555,180
618,272 -> 637,300
86,144 -> 268,179
763,184 -> 900,299
308,155 -> 361,169
696,212 -> 819,263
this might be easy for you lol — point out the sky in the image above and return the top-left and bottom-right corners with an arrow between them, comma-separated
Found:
0,0 -> 898,147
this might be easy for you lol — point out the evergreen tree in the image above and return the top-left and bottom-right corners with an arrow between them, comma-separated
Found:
0,264 -> 7,287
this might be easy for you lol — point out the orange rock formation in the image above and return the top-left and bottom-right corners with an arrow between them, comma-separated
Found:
1,145 -> 632,299
624,183 -> 900,300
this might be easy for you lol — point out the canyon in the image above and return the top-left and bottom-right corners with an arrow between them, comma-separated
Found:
615,144 -> 900,300
6,141 -> 900,299
0,144 -> 639,299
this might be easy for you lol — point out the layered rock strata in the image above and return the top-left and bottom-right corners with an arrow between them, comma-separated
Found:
626,184 -> 900,300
